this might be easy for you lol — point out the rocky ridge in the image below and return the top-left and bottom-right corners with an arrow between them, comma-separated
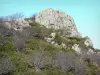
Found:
35,8 -> 82,38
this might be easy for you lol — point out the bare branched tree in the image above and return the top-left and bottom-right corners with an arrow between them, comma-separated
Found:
7,13 -> 24,21
31,51 -> 45,71
0,23 -> 14,37
55,52 -> 86,75
92,54 -> 100,67
30,51 -> 52,72
79,53 -> 93,64
0,13 -> 24,22
0,17 -> 5,22
12,31 -> 27,52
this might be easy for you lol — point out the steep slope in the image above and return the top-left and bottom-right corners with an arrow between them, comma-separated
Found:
0,8 -> 100,75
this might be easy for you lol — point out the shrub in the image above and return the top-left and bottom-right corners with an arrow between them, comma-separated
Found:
67,37 -> 82,41
10,52 -> 31,75
26,38 -> 48,51
55,52 -> 86,75
54,34 -> 63,45
41,67 -> 67,75
0,37 -> 15,57
29,51 -> 52,72
92,54 -> 100,67
80,53 -> 93,64
12,34 -> 26,52
7,13 -> 24,21
0,23 -> 13,37
44,44 -> 62,56
86,64 -> 100,75
28,22 -> 53,39
0,17 -> 4,22
0,13 -> 24,22
29,22 -> 40,27
0,57 -> 13,75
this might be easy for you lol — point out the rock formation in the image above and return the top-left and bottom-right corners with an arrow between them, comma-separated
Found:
84,36 -> 93,47
72,44 -> 82,54
35,8 -> 81,38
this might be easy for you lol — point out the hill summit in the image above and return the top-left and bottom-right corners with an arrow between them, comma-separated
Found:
35,8 -> 81,38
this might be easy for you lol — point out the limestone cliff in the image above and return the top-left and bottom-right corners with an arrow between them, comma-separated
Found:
35,8 -> 81,38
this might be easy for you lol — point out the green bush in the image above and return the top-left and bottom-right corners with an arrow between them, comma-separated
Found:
10,52 -> 31,75
54,34 -> 63,45
26,37 -> 62,56
29,22 -> 40,27
41,67 -> 67,75
26,38 -> 48,51
28,22 -> 53,39
86,64 -> 100,75
44,44 -> 60,56
0,37 -> 15,57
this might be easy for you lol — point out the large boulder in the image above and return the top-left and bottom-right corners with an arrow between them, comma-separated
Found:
35,8 -> 81,38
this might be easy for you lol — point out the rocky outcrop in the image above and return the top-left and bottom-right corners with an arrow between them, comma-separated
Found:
45,32 -> 56,43
35,8 -> 81,38
87,48 -> 94,55
72,44 -> 82,54
50,33 -> 56,38
84,36 -> 93,47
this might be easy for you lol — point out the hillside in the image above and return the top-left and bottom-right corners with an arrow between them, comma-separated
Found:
0,8 -> 100,75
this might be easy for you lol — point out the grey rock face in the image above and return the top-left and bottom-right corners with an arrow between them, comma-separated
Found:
50,33 -> 56,38
35,8 -> 81,38
84,36 -> 93,47
45,32 -> 56,43
72,44 -> 82,54
87,48 -> 94,55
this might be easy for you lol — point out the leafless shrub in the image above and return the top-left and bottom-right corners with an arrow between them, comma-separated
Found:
12,31 -> 27,52
0,17 -> 5,22
30,51 -> 52,71
31,51 -> 45,71
92,54 -> 100,67
55,52 -> 86,75
22,27 -> 35,37
0,23 -> 14,37
6,13 -> 24,21
80,53 -> 93,64
79,52 -> 100,66
0,13 -> 24,22
0,13 -> 24,36
0,57 -> 13,75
